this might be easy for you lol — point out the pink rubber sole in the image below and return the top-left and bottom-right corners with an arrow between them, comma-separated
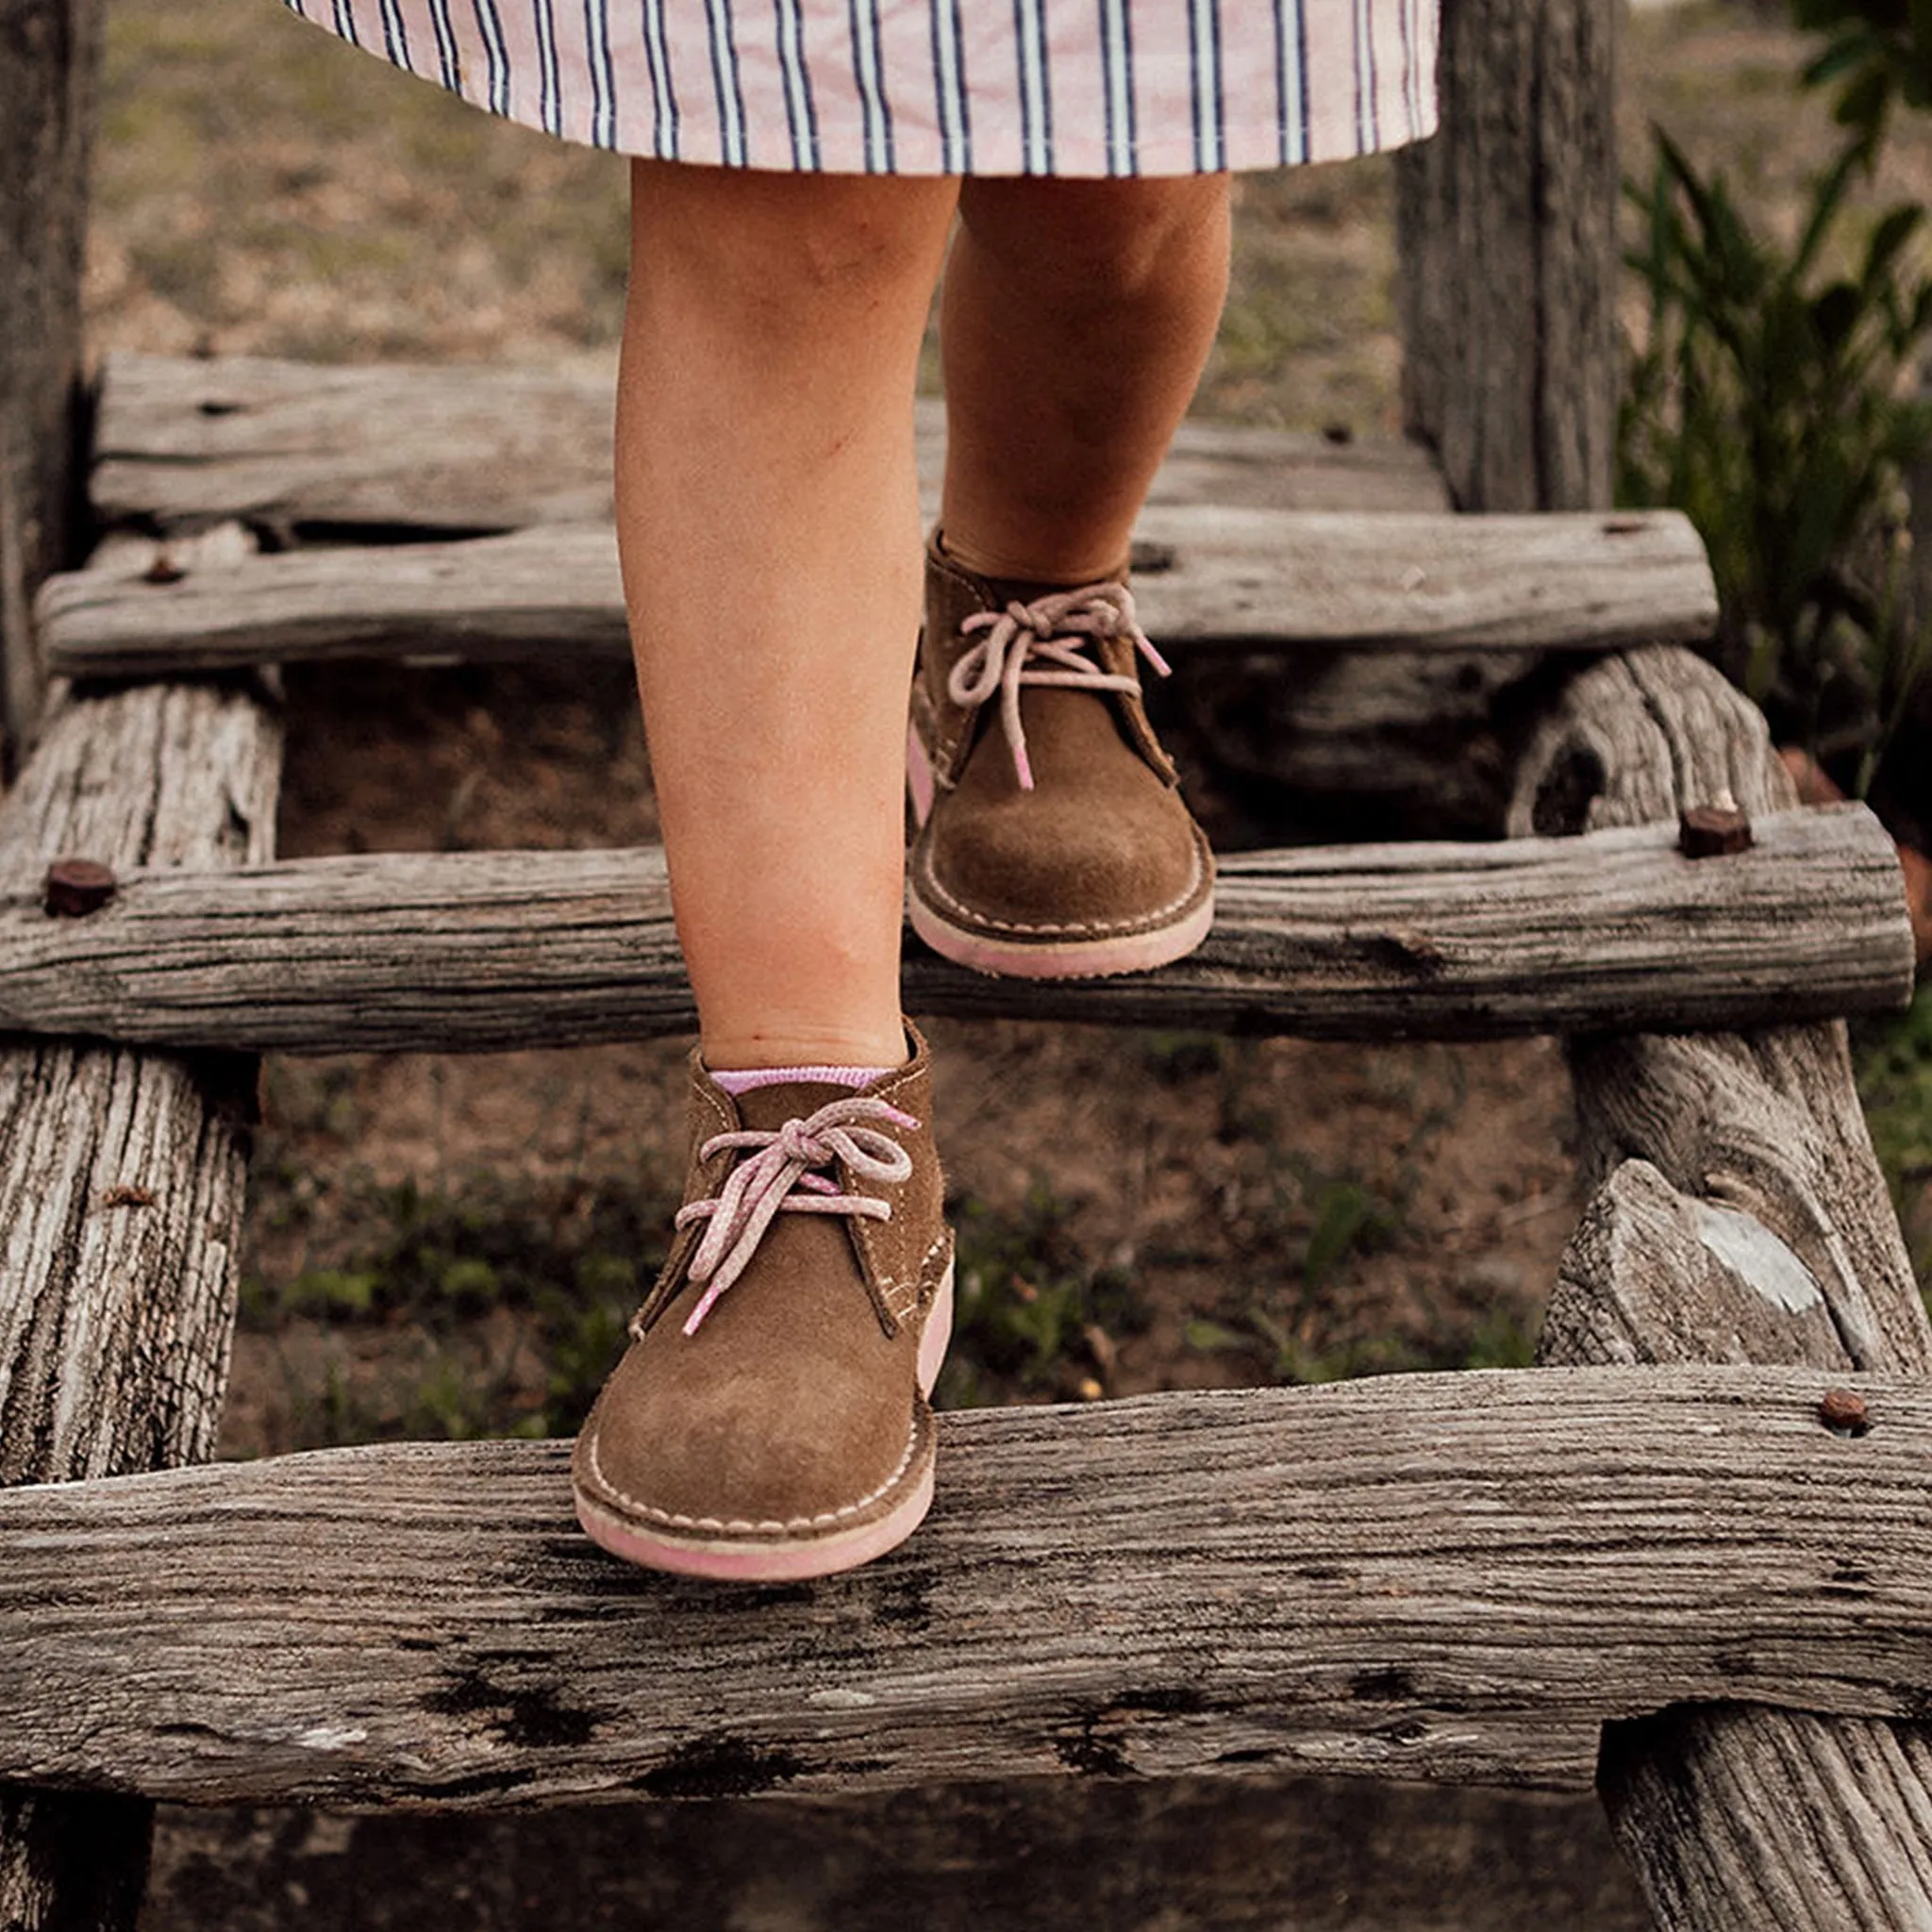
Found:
574,1264 -> 954,1585
907,723 -> 1214,979
908,887 -> 1216,979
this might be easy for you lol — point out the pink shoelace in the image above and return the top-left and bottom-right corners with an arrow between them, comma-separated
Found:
947,583 -> 1172,791
674,1096 -> 918,1336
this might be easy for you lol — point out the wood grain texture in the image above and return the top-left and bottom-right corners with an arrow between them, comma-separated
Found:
35,506 -> 1716,678
1519,644 -> 1932,1930
1395,0 -> 1619,512
0,807 -> 1908,1054
0,675 -> 280,1932
88,354 -> 1453,537
0,0 -> 102,766
3,1366 -> 1930,1809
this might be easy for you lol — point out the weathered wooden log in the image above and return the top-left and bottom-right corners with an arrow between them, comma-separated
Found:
1395,0 -> 1619,513
89,354 -> 1452,537
1516,645 -> 1932,1930
2,1365 -> 1929,1808
0,807 -> 1908,1054
0,677 -> 281,1932
35,506 -> 1716,678
0,0 -> 102,769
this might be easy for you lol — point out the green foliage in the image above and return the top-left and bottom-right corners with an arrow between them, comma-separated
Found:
1856,986 -> 1932,1292
1619,123 -> 1932,788
1793,0 -> 1932,156
938,1184 -> 1146,1407
242,1171 -> 669,1445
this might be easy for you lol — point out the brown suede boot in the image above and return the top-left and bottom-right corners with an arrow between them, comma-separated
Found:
572,1028 -> 953,1582
908,532 -> 1215,978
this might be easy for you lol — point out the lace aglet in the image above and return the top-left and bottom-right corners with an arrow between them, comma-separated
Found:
1015,747 -> 1036,791
683,1279 -> 724,1338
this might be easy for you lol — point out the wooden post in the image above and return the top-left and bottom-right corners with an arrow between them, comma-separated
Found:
1395,0 -> 1620,512
1514,646 -> 1932,1927
0,0 -> 102,774
0,681 -> 283,1932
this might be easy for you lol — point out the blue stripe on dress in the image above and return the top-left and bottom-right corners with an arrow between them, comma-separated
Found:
848,0 -> 894,174
377,0 -> 410,65
1354,0 -> 1378,152
1274,0 -> 1307,162
535,0 -> 562,134
1012,0 -> 1051,175
426,0 -> 462,91
705,0 -> 748,161
774,0 -> 821,168
332,0 -> 361,48
640,0 -> 680,157
471,0 -> 510,114
1097,0 -> 1133,177
1403,0 -> 1425,138
928,0 -> 969,175
584,0 -> 616,143
1189,0 -> 1223,171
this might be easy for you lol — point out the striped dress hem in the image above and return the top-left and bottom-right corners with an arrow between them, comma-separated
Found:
281,0 -> 1439,176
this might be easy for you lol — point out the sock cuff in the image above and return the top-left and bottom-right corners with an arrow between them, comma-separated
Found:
712,1064 -> 894,1095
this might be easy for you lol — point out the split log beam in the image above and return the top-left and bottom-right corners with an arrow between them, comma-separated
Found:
1396,0 -> 1619,513
0,0 -> 102,769
36,506 -> 1716,679
0,807 -> 1908,1054
88,354 -> 1453,537
0,680 -> 281,1932
1514,645 -> 1932,1928
1,1365 -> 1929,1808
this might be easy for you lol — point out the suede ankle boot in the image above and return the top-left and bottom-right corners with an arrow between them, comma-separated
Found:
908,532 -> 1215,977
572,1026 -> 953,1582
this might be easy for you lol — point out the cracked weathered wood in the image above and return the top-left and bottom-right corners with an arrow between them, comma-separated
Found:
0,677 -> 281,1932
35,505 -> 1716,678
1516,645 -> 1932,1930
0,0 -> 102,769
2,1365 -> 1929,1808
0,807 -> 1907,1054
89,353 -> 1452,537
1396,0 -> 1618,513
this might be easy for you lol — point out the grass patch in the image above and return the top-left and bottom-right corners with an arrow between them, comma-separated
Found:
1856,984 -> 1932,1294
240,1165 -> 673,1448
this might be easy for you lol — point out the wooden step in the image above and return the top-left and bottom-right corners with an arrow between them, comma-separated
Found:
0,1364 -> 1924,1807
0,806 -> 1907,1053
39,503 -> 1716,679
90,351 -> 1456,537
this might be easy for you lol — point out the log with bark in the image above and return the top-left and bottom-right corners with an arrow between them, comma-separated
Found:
1,1364 -> 1928,1809
0,677 -> 281,1932
0,807 -> 1908,1054
1514,644 -> 1932,1929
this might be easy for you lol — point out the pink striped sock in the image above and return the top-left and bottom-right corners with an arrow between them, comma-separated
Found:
712,1064 -> 894,1095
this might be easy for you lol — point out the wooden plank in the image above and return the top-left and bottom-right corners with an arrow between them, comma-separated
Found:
1,1365 -> 1928,1807
1515,645 -> 1932,1930
36,506 -> 1717,678
88,353 -> 1453,537
0,807 -> 1908,1053
0,675 -> 281,1932
1395,0 -> 1618,512
0,0 -> 102,769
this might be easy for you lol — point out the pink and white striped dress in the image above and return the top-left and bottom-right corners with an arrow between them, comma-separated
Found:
281,0 -> 1438,175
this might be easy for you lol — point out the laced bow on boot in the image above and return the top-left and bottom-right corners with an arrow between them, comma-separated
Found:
947,583 -> 1172,791
668,1096 -> 919,1336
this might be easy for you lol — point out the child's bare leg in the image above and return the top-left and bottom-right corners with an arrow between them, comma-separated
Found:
615,161 -> 958,1069
940,175 -> 1232,579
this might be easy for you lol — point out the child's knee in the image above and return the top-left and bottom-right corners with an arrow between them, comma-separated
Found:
630,160 -> 954,325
